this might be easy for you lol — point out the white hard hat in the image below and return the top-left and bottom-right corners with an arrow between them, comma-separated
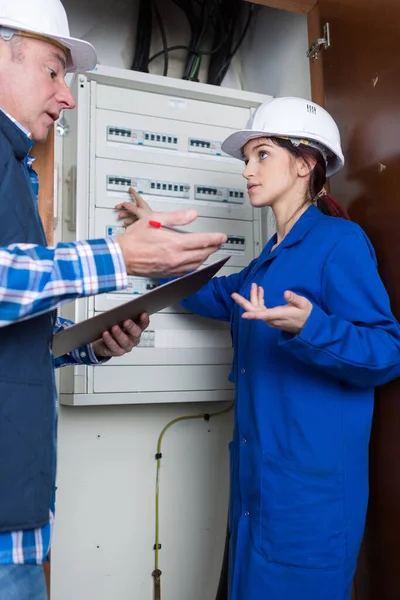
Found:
222,97 -> 344,176
0,0 -> 97,73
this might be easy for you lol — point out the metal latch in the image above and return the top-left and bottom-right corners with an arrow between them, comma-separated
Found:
307,23 -> 330,61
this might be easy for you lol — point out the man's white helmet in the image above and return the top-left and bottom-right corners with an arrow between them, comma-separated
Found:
222,97 -> 344,177
0,0 -> 97,73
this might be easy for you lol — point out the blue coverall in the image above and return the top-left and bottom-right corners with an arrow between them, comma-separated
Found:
180,205 -> 400,600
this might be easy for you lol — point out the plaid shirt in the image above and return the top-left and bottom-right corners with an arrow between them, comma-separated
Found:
0,111 -> 127,564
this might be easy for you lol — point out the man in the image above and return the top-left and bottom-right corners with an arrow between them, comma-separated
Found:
0,1 -> 227,597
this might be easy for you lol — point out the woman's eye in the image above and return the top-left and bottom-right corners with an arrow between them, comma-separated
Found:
49,68 -> 57,79
260,151 -> 269,159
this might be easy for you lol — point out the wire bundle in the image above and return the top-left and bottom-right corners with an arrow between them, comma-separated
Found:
131,0 -> 254,85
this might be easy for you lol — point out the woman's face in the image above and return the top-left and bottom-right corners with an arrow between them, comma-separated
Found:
242,137 -> 307,210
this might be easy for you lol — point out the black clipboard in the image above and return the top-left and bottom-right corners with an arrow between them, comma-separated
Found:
52,256 -> 230,358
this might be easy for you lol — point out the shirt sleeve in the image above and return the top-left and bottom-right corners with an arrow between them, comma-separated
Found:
53,316 -> 109,368
279,229 -> 400,388
0,237 -> 127,327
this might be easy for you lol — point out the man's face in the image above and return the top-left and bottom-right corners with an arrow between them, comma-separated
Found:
0,35 -> 76,142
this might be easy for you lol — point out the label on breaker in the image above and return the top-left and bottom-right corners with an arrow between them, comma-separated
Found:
125,277 -> 159,295
106,225 -> 125,237
137,330 -> 155,348
107,175 -> 190,199
107,126 -> 178,150
188,138 -> 223,156
194,184 -> 244,206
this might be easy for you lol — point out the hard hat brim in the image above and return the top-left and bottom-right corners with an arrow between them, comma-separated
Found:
222,130 -> 270,160
222,129 -> 344,177
54,33 -> 97,73
0,18 -> 97,72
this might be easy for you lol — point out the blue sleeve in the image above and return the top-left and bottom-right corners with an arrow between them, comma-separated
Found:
53,316 -> 109,368
179,259 -> 259,322
279,230 -> 400,388
0,238 -> 127,327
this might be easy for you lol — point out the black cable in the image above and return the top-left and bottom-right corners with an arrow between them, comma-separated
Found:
147,31 -> 232,66
172,0 -> 199,80
185,0 -> 209,80
132,0 -> 251,84
151,0 -> 169,76
131,0 -> 152,72
207,0 -> 237,85
190,0 -> 223,81
183,0 -> 205,80
208,1 -> 254,86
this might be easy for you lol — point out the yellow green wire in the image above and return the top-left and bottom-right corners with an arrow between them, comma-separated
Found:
190,55 -> 201,80
154,402 -> 234,572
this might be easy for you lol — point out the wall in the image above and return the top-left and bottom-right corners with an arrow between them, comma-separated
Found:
52,402 -> 232,600
52,2 -> 311,599
232,5 -> 311,99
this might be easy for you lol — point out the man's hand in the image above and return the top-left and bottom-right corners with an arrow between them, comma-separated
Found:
92,314 -> 150,359
232,284 -> 312,335
115,187 -> 152,226
116,208 -> 227,278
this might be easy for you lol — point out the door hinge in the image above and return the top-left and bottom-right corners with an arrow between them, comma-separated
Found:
307,23 -> 330,61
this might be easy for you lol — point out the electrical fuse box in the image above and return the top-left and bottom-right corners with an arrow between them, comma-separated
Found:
59,66 -> 267,406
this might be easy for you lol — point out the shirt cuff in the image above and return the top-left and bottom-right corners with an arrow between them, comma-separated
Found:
278,303 -> 325,350
74,237 -> 128,295
69,343 -> 110,365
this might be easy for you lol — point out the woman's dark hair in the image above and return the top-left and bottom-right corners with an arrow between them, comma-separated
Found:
270,137 -> 350,220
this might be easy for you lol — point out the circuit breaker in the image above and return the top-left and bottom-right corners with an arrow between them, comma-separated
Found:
59,66 -> 267,406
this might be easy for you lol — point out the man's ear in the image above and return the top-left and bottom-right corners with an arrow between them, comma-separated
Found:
296,155 -> 316,178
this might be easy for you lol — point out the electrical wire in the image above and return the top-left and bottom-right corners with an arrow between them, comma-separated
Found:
153,402 -> 234,590
209,4 -> 254,86
185,0 -> 227,81
147,31 -> 232,67
131,0 -> 152,72
151,1 -> 169,77
132,0 -> 253,86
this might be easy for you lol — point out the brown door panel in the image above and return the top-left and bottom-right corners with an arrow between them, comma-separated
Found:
319,1 -> 400,598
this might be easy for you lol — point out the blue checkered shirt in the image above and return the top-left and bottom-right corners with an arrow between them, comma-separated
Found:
0,111 -> 127,564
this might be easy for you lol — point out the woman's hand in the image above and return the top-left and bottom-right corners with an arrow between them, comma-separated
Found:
232,284 -> 312,335
115,187 -> 153,226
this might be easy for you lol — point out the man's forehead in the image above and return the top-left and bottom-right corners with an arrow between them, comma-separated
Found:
14,32 -> 68,72
49,49 -> 67,71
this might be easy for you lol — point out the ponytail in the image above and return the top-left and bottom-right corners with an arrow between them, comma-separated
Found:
316,191 -> 350,220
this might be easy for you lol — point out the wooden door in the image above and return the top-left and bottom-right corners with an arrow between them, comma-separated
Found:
316,0 -> 400,598
32,128 -> 55,245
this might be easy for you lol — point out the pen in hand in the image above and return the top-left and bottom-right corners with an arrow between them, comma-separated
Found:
149,219 -> 226,252
149,220 -> 189,234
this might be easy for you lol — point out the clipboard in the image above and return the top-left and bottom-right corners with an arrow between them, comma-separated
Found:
52,256 -> 230,359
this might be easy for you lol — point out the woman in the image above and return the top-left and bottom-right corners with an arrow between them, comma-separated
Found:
116,97 -> 400,600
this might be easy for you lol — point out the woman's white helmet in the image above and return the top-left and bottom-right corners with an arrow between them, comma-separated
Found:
222,97 -> 344,177
0,0 -> 97,73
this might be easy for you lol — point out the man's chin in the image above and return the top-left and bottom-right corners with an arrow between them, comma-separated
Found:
31,128 -> 51,144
